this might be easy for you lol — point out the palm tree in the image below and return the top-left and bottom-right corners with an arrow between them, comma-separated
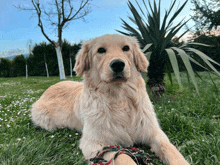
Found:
117,0 -> 220,97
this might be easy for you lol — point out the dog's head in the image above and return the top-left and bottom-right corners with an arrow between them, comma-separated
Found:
74,34 -> 149,83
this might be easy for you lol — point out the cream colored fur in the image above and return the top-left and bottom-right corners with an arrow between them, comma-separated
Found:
31,34 -> 189,165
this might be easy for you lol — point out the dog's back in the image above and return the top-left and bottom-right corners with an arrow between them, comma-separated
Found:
31,81 -> 83,131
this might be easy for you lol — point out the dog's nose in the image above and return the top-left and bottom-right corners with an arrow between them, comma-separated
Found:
110,59 -> 125,73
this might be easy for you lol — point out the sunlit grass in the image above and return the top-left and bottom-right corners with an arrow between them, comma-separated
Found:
0,73 -> 219,164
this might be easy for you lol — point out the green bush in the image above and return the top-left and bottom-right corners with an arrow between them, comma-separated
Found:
0,58 -> 11,77
189,35 -> 220,71
11,55 -> 26,77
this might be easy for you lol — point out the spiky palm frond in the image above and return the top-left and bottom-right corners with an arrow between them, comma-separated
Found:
117,0 -> 220,95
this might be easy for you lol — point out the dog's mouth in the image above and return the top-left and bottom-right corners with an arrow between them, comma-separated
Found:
111,73 -> 127,82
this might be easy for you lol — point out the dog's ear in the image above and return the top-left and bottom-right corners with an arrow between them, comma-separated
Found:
132,38 -> 149,72
73,41 -> 90,76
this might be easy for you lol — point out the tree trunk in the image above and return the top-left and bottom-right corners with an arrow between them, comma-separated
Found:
26,64 -> 28,79
45,62 -> 49,78
55,46 -> 66,79
70,57 -> 72,77
147,52 -> 166,97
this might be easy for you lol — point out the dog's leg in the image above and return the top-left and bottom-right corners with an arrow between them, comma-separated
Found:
104,152 -> 137,165
114,154 -> 137,165
80,134 -> 137,165
149,130 -> 189,165
79,138 -> 137,165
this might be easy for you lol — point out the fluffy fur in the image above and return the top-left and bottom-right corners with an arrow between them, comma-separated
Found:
31,34 -> 189,165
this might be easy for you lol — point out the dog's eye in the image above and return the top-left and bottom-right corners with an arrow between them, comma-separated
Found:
97,47 -> 106,54
122,45 -> 129,52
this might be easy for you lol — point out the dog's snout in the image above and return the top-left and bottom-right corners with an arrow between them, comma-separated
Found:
110,59 -> 125,73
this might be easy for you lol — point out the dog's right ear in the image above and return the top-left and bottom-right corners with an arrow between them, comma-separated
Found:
73,41 -> 90,76
132,38 -> 149,72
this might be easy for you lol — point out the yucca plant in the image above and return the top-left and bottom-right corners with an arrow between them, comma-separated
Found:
117,0 -> 220,97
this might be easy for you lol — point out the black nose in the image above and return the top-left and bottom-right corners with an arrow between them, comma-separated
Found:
110,59 -> 125,73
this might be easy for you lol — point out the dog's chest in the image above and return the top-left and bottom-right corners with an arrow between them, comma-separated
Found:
80,90 -> 151,146
97,95 -> 138,133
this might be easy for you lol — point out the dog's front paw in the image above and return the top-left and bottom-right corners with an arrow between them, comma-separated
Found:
151,140 -> 189,165
150,146 -> 167,163
79,138 -> 105,160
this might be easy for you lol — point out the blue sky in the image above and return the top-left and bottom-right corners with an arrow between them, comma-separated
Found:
0,0 -> 194,57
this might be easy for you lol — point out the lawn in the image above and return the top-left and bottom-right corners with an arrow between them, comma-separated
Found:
0,73 -> 219,165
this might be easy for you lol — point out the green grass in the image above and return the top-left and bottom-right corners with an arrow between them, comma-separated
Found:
0,74 -> 220,165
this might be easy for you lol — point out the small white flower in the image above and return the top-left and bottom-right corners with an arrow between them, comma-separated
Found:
17,138 -> 21,141
69,135 -> 72,137
75,133 -> 79,136
7,124 -> 10,127
51,135 -> 55,138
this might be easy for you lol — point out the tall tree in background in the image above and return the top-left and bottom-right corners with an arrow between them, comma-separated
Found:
0,58 -> 11,77
191,0 -> 220,30
12,55 -> 26,77
16,0 -> 92,79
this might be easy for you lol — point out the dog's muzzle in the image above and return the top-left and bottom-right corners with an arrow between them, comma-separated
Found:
110,59 -> 126,81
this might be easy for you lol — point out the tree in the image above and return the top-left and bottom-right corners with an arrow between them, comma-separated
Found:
28,40 -> 81,77
0,58 -> 11,77
11,55 -> 26,77
31,42 -> 57,76
191,0 -> 220,30
62,40 -> 82,77
117,0 -> 220,97
16,0 -> 92,79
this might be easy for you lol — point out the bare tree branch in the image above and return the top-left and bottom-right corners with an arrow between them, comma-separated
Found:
68,0 -> 90,21
13,4 -> 35,11
67,0 -> 74,19
61,0 -> 65,21
15,0 -> 92,47
31,0 -> 54,45
15,0 -> 91,80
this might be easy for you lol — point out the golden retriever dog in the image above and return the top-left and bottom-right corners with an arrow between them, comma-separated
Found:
31,34 -> 189,165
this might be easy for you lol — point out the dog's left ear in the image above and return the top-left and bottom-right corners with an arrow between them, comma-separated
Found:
73,41 -> 90,76
132,38 -> 149,72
